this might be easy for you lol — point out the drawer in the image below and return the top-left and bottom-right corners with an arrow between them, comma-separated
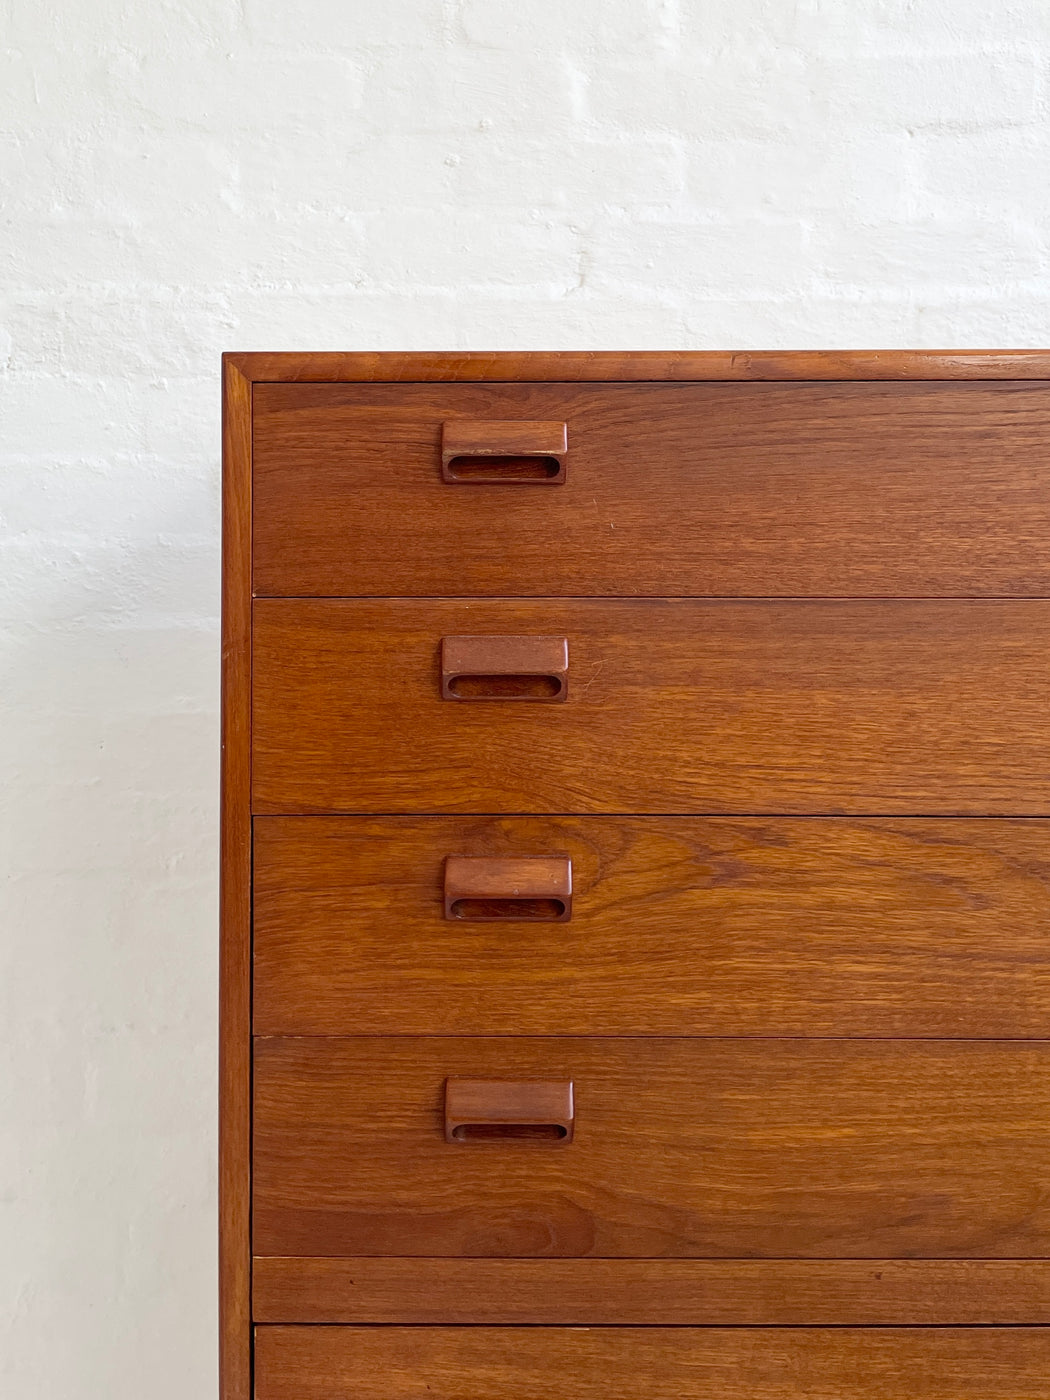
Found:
253,1257 -> 1050,1325
253,816 -> 1050,1037
255,1325 -> 1050,1400
252,1037 -> 1050,1258
251,381 -> 1050,597
251,599 -> 1050,815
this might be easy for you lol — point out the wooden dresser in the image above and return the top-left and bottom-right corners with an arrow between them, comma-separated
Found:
221,350 -> 1050,1399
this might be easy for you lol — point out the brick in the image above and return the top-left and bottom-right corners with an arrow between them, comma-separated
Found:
7,0 -> 243,49
243,0 -> 448,48
682,294 -> 923,349
358,209 -> 580,288
814,49 -> 1042,130
0,375 -> 147,460
685,132 -> 922,221
583,47 -> 824,138
587,215 -> 811,297
913,127 -> 1050,217
123,49 -> 364,130
236,131 -> 458,215
452,135 -> 685,209
679,0 -> 844,49
810,215 -> 1048,286
857,0 -> 1050,48
360,48 -> 580,136
459,0 -> 678,51
0,288 -> 235,376
228,287 -> 460,348
680,0 -> 1050,52
914,291 -> 1050,344
426,292 -> 692,349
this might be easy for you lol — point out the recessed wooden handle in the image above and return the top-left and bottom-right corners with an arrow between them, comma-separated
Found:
445,1078 -> 575,1143
444,855 -> 572,921
441,420 -> 568,483
441,635 -> 569,701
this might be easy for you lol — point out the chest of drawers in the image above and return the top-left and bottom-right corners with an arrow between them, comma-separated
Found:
221,350 -> 1050,1400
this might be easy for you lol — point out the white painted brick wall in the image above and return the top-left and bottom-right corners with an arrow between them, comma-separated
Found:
1,2 -> 1048,1395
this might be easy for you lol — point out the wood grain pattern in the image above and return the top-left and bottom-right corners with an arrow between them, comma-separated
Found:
252,380 -> 1050,597
441,417 -> 568,482
251,599 -> 1050,815
229,348 -> 1050,383
441,632 -> 569,700
444,1077 -> 575,1143
254,1325 -> 1050,1400
442,851 -> 573,921
220,355 -> 252,1400
237,350 -> 1050,1381
252,1037 -> 1050,1259
252,1257 -> 1050,1324
253,816 -> 1050,1037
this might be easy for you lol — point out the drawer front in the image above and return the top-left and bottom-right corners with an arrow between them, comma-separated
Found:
255,1325 -> 1050,1400
254,816 -> 1050,1037
253,1258 -> 1050,1325
251,381 -> 1050,597
252,1037 -> 1050,1258
251,599 -> 1050,815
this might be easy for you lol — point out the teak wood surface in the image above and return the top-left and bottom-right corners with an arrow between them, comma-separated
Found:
441,851 -> 574,921
223,351 -> 1050,1397
219,357 -> 252,1400
252,1257 -> 1050,1325
254,1325 -> 1050,1400
227,348 -> 1050,382
251,598 -> 1050,815
252,1036 -> 1050,1259
253,815 -> 1050,1037
252,380 -> 1050,597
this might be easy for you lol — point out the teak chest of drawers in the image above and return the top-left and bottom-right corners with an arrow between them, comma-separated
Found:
221,350 -> 1050,1400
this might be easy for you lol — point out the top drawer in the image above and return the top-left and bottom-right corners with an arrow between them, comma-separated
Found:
251,380 -> 1050,597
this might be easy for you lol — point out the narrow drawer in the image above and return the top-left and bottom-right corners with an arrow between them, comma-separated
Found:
253,1258 -> 1050,1325
255,1325 -> 1050,1400
253,816 -> 1050,1037
251,599 -> 1050,815
252,1037 -> 1050,1258
251,380 -> 1050,597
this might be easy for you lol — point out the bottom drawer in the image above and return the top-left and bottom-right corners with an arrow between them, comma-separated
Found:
255,1326 -> 1050,1400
